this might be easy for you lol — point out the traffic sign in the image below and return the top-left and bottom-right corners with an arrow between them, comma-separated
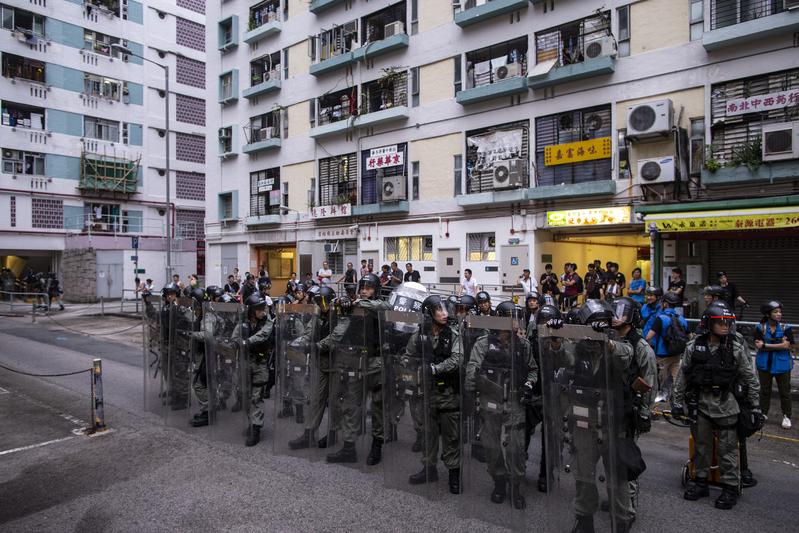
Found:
135,269 -> 146,274
130,255 -> 139,261
131,236 -> 139,249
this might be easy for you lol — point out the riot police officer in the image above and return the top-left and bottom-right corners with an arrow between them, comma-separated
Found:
672,300 -> 761,510
476,291 -> 494,316
160,282 -> 186,409
524,291 -> 543,326
404,295 -> 463,494
190,286 -> 225,427
466,301 -> 538,509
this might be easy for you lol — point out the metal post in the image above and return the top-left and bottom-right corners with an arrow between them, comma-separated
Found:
91,358 -> 106,432
648,224 -> 658,287
164,65 -> 172,286
100,296 -> 105,317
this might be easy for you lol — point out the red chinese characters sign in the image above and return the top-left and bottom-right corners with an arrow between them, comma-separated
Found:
366,145 -> 403,170
311,203 -> 351,220
725,89 -> 799,117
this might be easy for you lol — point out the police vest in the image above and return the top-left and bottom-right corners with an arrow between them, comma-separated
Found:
684,336 -> 738,392
418,326 -> 458,391
482,334 -> 528,390
756,322 -> 793,375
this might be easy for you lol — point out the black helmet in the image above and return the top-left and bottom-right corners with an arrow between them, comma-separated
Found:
422,294 -> 447,317
663,292 -> 681,307
495,301 -> 523,319
457,294 -> 477,312
257,277 -> 272,290
703,285 -> 725,298
306,285 -> 320,300
274,295 -> 290,306
476,291 -> 491,305
343,282 -> 357,297
190,287 -> 205,302
699,301 -> 735,334
645,286 -> 663,298
526,291 -> 544,306
162,282 -> 180,296
292,283 -> 305,294
315,286 -> 336,312
536,304 -> 561,325
358,273 -> 381,297
303,278 -> 317,290
245,293 -> 267,312
566,306 -> 581,324
760,300 -> 782,318
612,297 -> 642,327
206,285 -> 224,301
576,299 -> 613,326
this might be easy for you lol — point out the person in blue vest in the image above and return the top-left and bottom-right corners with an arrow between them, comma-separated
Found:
754,301 -> 794,430
641,286 -> 662,338
645,292 -> 689,402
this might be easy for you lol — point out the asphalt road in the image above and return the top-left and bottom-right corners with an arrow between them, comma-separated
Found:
1,315 -> 797,532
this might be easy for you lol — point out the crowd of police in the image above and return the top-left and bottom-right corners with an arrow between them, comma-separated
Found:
142,272 -> 771,532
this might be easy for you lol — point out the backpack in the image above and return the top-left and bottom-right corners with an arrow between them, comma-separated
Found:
663,314 -> 687,357
574,274 -> 584,294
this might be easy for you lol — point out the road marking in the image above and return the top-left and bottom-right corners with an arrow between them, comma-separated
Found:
0,386 -> 8,394
0,436 -> 75,456
762,432 -> 799,444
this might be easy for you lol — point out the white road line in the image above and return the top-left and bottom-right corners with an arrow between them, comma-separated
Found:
0,386 -> 8,394
0,436 -> 75,456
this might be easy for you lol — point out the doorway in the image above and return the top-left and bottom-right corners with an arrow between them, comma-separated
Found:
438,248 -> 461,284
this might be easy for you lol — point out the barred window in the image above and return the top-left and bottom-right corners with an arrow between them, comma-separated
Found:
250,167 -> 281,216
318,153 -> 357,206
385,236 -> 433,262
467,232 -> 496,261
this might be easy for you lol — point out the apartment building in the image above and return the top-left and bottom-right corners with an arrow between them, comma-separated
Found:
206,0 -> 799,320
0,0 -> 208,301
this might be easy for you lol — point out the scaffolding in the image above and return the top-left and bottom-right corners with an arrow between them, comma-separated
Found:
78,147 -> 140,195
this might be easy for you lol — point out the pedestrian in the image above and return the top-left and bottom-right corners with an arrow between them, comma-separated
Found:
667,267 -> 686,316
645,292 -> 688,401
584,263 -> 603,301
460,268 -> 479,297
232,267 -> 242,284
317,261 -> 333,286
717,271 -> 747,314
225,274 -> 240,295
389,262 -> 403,289
540,264 -> 559,305
404,262 -> 421,283
641,286 -> 662,338
608,262 -> 626,295
561,263 -> 579,310
239,273 -> 257,301
518,268 -> 536,295
673,301 -> 761,510
338,262 -> 357,284
360,259 -> 370,278
172,274 -> 185,291
628,267 -> 646,305
47,274 -> 65,311
604,272 -> 622,304
754,301 -> 794,429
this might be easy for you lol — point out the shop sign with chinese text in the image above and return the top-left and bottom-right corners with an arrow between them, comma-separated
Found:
311,203 -> 351,219
546,206 -> 632,227
544,137 -> 612,166
725,89 -> 799,117
366,145 -> 404,170
652,212 -> 799,232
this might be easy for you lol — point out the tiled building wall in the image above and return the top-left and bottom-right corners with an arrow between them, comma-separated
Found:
175,17 -> 206,52
175,133 -> 206,163
175,93 -> 206,126
176,56 -> 206,89
176,208 -> 205,240
176,0 -> 205,15
31,198 -> 63,229
176,171 -> 205,201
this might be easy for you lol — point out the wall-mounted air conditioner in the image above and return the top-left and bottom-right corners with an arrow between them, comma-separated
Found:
218,128 -> 230,140
636,156 -> 676,185
384,21 -> 405,38
762,122 -> 799,162
493,158 -> 526,189
494,63 -> 522,81
585,36 -> 616,60
627,99 -> 673,141
260,127 -> 274,140
381,175 -> 407,202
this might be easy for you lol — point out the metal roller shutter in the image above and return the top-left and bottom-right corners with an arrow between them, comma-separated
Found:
709,236 -> 799,323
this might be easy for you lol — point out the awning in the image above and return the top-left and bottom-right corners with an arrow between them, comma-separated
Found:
644,206 -> 799,233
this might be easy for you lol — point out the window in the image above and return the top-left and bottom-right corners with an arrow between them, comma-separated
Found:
248,111 -> 281,143
617,5 -> 630,58
84,73 -> 123,100
219,192 -> 234,220
85,203 -> 122,232
250,167 -> 281,216
454,56 -> 462,94
309,99 -> 317,128
690,118 -> 705,176
314,20 -> 358,62
282,48 -> 289,80
411,67 -> 420,107
410,0 -> 418,35
1,101 -> 44,129
2,53 -> 45,83
319,153 -> 357,206
221,72 -> 234,100
385,236 -> 433,262
361,1 -> 406,42
412,161 -> 419,200
361,144 -> 407,204
535,12 -> 612,67
361,71 -> 408,114
282,108 -> 289,139
711,0 -> 785,30
1,5 -> 45,36
282,182 -> 289,208
219,126 -> 233,154
466,120 -> 530,193
121,122 -> 129,144
317,87 -> 357,125
465,36 -> 528,90
84,116 -> 120,142
249,0 -> 280,30
2,148 -> 44,175
250,51 -> 280,86
467,233 -> 496,261
690,0 -> 704,41
454,154 -> 463,196
83,29 -> 122,57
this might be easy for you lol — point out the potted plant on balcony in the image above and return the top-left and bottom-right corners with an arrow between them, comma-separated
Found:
729,137 -> 762,173
703,145 -> 722,173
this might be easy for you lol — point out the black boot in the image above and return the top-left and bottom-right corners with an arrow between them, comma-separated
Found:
411,431 -> 424,452
294,404 -> 304,424
245,425 -> 261,447
511,482 -> 525,509
614,519 -> 631,533
386,423 -> 398,443
740,468 -> 757,488
471,442 -> 486,463
230,395 -> 242,413
715,485 -> 739,510
288,429 -> 312,450
683,478 -> 709,500
191,410 -> 209,427
318,430 -> 336,448
366,437 -> 383,466
277,400 -> 293,418
326,441 -> 357,463
448,468 -> 461,494
571,514 -> 595,533
408,465 -> 439,485
490,477 -> 507,504
537,475 -> 548,493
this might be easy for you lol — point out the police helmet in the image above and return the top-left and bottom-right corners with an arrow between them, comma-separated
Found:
526,291 -> 544,307
495,300 -> 523,320
274,295 -> 290,306
245,293 -> 268,312
257,277 -> 272,290
612,296 -> 642,328
645,286 -> 663,298
206,285 -> 224,301
576,299 -> 614,326
161,282 -> 180,296
663,292 -> 681,307
315,286 -> 336,313
699,300 -> 735,334
536,304 -> 561,325
566,306 -> 582,324
422,295 -> 448,320
344,282 -> 357,298
358,273 -> 381,297
476,291 -> 491,305
703,285 -> 725,298
306,285 -> 321,300
760,300 -> 782,318
457,294 -> 477,312
190,287 -> 205,302
303,278 -> 317,291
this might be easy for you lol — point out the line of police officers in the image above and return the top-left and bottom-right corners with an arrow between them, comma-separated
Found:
143,273 -> 762,532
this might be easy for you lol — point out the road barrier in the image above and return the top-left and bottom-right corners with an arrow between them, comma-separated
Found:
0,290 -> 51,322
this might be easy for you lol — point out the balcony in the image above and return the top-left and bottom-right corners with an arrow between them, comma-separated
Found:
245,214 -> 282,226
242,76 -> 280,99
242,124 -> 281,154
458,37 -> 529,105
526,179 -> 617,201
704,1 -> 799,51
310,51 -> 357,77
352,201 -> 409,216
311,88 -> 356,138
527,55 -> 615,89
242,5 -> 281,45
78,153 -> 139,194
357,71 -> 410,128
701,160 -> 799,187
454,0 -> 530,28
456,188 -> 526,208
352,33 -> 410,62
309,0 -> 347,14
458,73 -> 528,105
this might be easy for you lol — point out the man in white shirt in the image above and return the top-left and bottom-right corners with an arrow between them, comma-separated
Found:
317,261 -> 333,285
518,268 -> 537,294
460,268 -> 479,296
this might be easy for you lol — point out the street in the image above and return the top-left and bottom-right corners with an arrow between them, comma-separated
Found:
1,310 -> 798,532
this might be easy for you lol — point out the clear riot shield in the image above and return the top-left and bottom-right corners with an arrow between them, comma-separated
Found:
538,324 -> 626,532
380,310 -> 439,496
164,297 -> 197,427
460,314 -> 535,529
143,295 -> 167,415
205,301 -> 248,443
327,307 -> 371,466
274,303 -> 321,459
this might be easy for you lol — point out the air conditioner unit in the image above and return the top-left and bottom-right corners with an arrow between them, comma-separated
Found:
493,158 -> 526,190
762,122 -> 799,162
260,127 -> 274,140
636,156 -> 676,185
585,35 -> 616,60
786,0 -> 799,10
627,99 -> 673,141
494,63 -> 522,81
218,128 -> 230,140
381,175 -> 406,202
384,21 -> 405,38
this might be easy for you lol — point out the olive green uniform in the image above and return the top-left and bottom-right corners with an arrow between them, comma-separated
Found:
234,314 -> 275,428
